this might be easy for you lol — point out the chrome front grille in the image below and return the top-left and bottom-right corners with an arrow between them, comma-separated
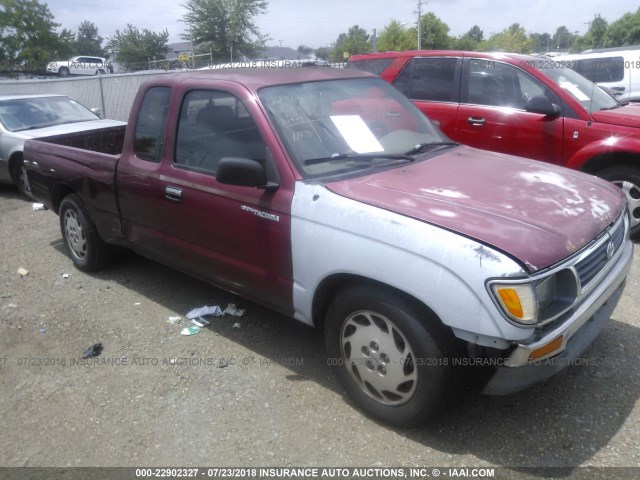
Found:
574,214 -> 627,292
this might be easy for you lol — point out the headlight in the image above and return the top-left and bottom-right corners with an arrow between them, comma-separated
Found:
490,268 -> 579,326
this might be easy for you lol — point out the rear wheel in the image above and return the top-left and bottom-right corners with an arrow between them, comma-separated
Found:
59,194 -> 116,271
325,284 -> 458,426
598,166 -> 640,238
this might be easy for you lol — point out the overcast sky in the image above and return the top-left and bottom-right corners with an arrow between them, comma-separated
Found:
45,0 -> 638,50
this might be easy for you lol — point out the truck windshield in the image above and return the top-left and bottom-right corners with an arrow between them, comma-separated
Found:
259,77 -> 452,179
537,65 -> 619,112
0,96 -> 98,132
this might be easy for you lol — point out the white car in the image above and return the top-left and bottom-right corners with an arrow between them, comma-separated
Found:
555,49 -> 640,102
0,94 -> 125,196
47,56 -> 110,77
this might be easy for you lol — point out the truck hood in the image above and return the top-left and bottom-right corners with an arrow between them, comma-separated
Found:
326,146 -> 626,272
12,119 -> 125,140
591,103 -> 640,128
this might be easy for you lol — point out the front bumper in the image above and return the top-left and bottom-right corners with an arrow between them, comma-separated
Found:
483,237 -> 633,395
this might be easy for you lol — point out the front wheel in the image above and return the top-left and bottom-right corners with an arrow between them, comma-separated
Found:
59,194 -> 116,271
598,166 -> 640,238
58,67 -> 69,77
10,154 -> 33,199
325,285 -> 458,426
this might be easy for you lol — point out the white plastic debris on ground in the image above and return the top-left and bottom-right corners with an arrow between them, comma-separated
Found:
186,303 -> 246,319
186,305 -> 222,319
223,304 -> 246,317
32,203 -> 45,211
167,316 -> 181,325
191,317 -> 210,327
180,326 -> 200,336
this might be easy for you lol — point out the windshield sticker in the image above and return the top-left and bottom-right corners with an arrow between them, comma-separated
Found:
330,115 -> 384,154
559,81 -> 590,102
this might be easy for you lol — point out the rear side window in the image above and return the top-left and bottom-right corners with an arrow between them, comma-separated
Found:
134,87 -> 172,162
346,58 -> 394,75
393,57 -> 458,102
574,57 -> 624,83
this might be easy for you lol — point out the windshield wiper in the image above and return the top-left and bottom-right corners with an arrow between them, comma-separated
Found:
404,141 -> 459,156
303,152 -> 415,166
599,103 -> 625,111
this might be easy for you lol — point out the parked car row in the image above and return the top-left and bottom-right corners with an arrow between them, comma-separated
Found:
347,50 -> 640,238
21,67 -> 633,426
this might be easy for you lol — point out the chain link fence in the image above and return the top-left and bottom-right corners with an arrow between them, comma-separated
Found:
0,63 -> 347,122
0,72 -> 171,121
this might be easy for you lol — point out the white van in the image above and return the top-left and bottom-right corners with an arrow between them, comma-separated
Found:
555,48 -> 640,102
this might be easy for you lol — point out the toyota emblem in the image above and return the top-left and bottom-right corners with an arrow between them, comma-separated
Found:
606,241 -> 615,260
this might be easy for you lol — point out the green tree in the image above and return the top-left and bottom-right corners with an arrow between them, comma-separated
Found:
466,25 -> 484,43
332,25 -> 370,61
589,15 -> 608,48
105,24 -> 169,71
75,20 -> 105,57
0,0 -> 72,71
419,12 -> 451,49
314,46 -> 332,61
182,0 -> 268,62
551,26 -> 575,51
529,32 -> 552,53
377,20 -> 416,51
485,23 -> 532,53
604,8 -> 640,47
297,45 -> 313,56
454,25 -> 484,51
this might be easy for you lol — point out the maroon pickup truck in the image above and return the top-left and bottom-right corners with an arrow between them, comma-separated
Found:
348,51 -> 640,238
24,68 -> 633,426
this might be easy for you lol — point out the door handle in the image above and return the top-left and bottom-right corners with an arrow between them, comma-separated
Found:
386,111 -> 401,118
611,86 -> 626,91
467,117 -> 486,126
165,186 -> 182,202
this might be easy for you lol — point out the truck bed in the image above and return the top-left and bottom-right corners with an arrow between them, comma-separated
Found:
35,124 -> 126,155
24,125 -> 127,244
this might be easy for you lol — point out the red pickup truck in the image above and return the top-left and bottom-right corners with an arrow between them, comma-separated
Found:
348,51 -> 640,238
24,68 -> 633,426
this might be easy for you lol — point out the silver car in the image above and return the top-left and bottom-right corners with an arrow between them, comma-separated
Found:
0,94 -> 125,196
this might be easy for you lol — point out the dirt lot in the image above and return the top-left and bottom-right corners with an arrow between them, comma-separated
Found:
1,184 -> 639,475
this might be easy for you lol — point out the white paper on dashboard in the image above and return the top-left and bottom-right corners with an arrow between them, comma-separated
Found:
329,115 -> 384,154
559,81 -> 590,102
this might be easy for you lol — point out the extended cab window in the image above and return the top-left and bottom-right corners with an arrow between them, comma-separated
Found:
174,90 -> 267,176
393,57 -> 458,102
134,87 -> 171,162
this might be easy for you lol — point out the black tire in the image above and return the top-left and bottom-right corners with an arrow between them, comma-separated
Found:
10,154 -> 33,200
325,284 -> 459,427
598,166 -> 640,239
59,67 -> 69,77
59,194 -> 116,272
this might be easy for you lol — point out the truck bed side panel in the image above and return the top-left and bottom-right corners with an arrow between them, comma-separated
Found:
24,126 -> 126,244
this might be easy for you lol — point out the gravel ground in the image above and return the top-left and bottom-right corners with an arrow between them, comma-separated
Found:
0,184 -> 639,476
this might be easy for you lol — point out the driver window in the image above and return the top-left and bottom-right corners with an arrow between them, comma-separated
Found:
174,90 -> 267,176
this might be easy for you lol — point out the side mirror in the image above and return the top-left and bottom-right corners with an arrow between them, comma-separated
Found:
216,157 -> 278,190
90,107 -> 104,119
525,96 -> 561,117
